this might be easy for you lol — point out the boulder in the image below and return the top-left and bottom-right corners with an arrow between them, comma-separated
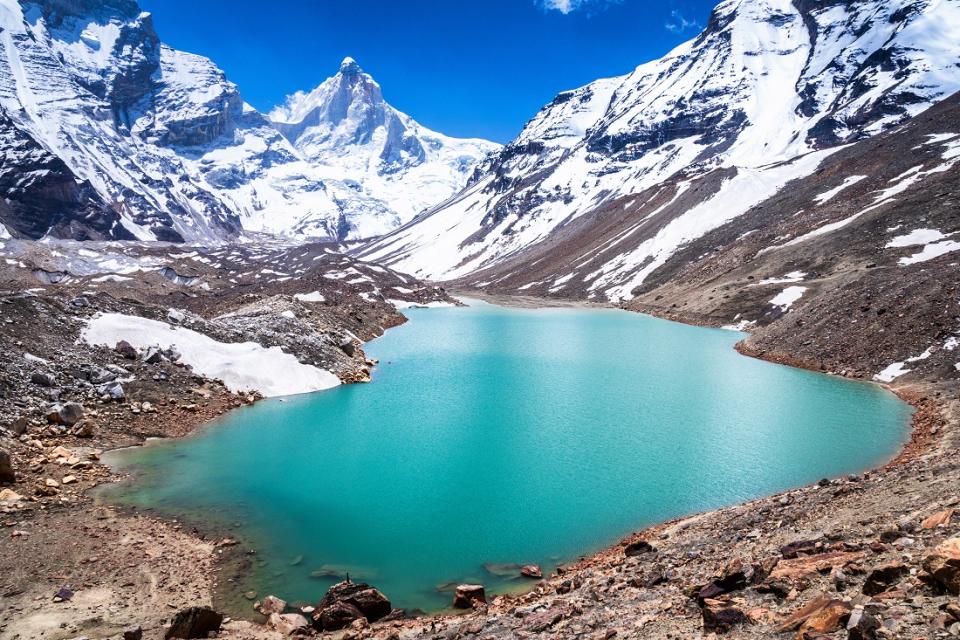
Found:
115,340 -> 138,360
10,416 -> 30,436
258,595 -> 287,616
164,606 -> 223,639
0,488 -> 24,502
0,450 -> 14,484
524,607 -> 565,632
922,537 -> 960,594
846,607 -> 880,640
268,612 -> 309,635
922,509 -> 955,529
314,601 -> 363,631
143,347 -> 163,364
73,420 -> 95,438
624,540 -> 657,556
701,599 -> 746,634
520,564 -> 542,579
453,584 -> 486,609
312,581 -> 391,630
122,626 -> 143,640
30,371 -> 56,387
775,596 -> 851,635
339,337 -> 356,357
60,403 -> 84,426
862,561 -> 908,596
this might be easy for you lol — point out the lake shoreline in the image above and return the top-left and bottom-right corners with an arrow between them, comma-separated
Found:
5,290 -> 955,639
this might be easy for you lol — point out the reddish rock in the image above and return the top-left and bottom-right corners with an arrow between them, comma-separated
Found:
921,509 -> 954,529
525,607 -> 565,632
701,599 -> 746,634
314,601 -> 363,631
115,340 -> 138,360
624,540 -> 657,557
312,581 -> 391,630
520,564 -> 543,579
923,537 -> 960,594
862,561 -> 908,596
453,584 -> 486,609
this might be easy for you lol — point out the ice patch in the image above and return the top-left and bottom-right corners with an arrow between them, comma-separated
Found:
293,292 -> 325,303
769,286 -> 807,312
81,313 -> 339,397
885,228 -> 947,247
899,240 -> 960,266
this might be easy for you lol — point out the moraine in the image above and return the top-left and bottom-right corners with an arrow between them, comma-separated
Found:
101,299 -> 911,612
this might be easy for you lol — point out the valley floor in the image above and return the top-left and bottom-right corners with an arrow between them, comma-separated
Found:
1,273 -> 958,640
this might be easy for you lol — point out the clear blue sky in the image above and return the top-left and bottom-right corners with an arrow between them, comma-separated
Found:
139,0 -> 716,143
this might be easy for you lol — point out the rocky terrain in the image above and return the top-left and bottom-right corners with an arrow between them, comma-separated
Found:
0,239 -> 454,640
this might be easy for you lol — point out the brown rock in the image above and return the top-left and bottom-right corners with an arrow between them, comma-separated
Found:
0,450 -> 14,484
922,537 -> 960,594
525,607 -> 565,632
314,601 -> 363,631
268,612 -> 310,635
313,581 -> 391,629
776,596 -> 848,634
520,564 -> 542,579
922,509 -> 955,529
123,626 -> 143,640
769,551 -> 864,582
624,540 -> 657,556
259,595 -> 287,616
846,607 -> 880,640
701,599 -> 746,634
862,561 -> 907,596
798,599 -> 851,637
116,340 -> 138,360
164,606 -> 223,639
453,584 -> 486,609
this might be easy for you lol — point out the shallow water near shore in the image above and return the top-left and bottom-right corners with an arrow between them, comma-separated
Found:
102,299 -> 912,612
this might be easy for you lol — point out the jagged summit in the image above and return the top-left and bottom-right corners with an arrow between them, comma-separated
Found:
339,56 -> 361,73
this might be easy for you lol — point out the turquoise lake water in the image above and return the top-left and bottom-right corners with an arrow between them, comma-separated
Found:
103,300 -> 912,612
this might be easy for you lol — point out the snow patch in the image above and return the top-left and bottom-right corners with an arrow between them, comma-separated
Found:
81,313 -> 339,397
769,286 -> 808,311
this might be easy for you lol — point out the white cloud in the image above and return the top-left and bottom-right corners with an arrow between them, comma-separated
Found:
536,0 -> 622,15
665,10 -> 701,33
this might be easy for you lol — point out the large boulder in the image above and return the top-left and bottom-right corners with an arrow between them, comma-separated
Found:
115,340 -> 138,360
46,403 -> 84,426
164,606 -> 223,639
257,595 -> 287,616
862,561 -> 908,596
312,581 -> 391,631
923,537 -> 960,594
453,584 -> 486,609
314,601 -> 364,631
0,450 -> 14,484
267,612 -> 310,635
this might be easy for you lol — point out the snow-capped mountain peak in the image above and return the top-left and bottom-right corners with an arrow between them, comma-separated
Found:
0,1 -> 498,243
268,57 -> 501,230
358,0 -> 960,297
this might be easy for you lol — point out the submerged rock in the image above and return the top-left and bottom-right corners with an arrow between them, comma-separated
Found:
520,564 -> 543,579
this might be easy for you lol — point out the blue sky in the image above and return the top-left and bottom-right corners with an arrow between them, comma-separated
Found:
139,0 -> 716,143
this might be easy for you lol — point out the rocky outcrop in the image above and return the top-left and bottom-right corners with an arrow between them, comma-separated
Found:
164,606 -> 223,639
311,581 -> 392,631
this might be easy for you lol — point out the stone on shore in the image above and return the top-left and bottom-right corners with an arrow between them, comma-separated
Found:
453,584 -> 486,609
257,594 -> 286,616
268,612 -> 309,635
312,581 -> 391,631
624,540 -> 657,556
922,537 -> 960,594
164,606 -> 223,639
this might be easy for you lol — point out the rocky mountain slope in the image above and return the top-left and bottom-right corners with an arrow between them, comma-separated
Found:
357,0 -> 960,296
0,0 -> 496,243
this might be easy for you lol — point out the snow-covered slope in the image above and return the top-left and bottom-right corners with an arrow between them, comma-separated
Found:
0,0 -> 496,242
358,0 -> 960,300
269,57 -> 500,236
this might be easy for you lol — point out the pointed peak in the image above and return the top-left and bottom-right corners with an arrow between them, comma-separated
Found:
339,57 -> 361,74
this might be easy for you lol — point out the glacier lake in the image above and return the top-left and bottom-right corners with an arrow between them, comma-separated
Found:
102,299 -> 912,613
